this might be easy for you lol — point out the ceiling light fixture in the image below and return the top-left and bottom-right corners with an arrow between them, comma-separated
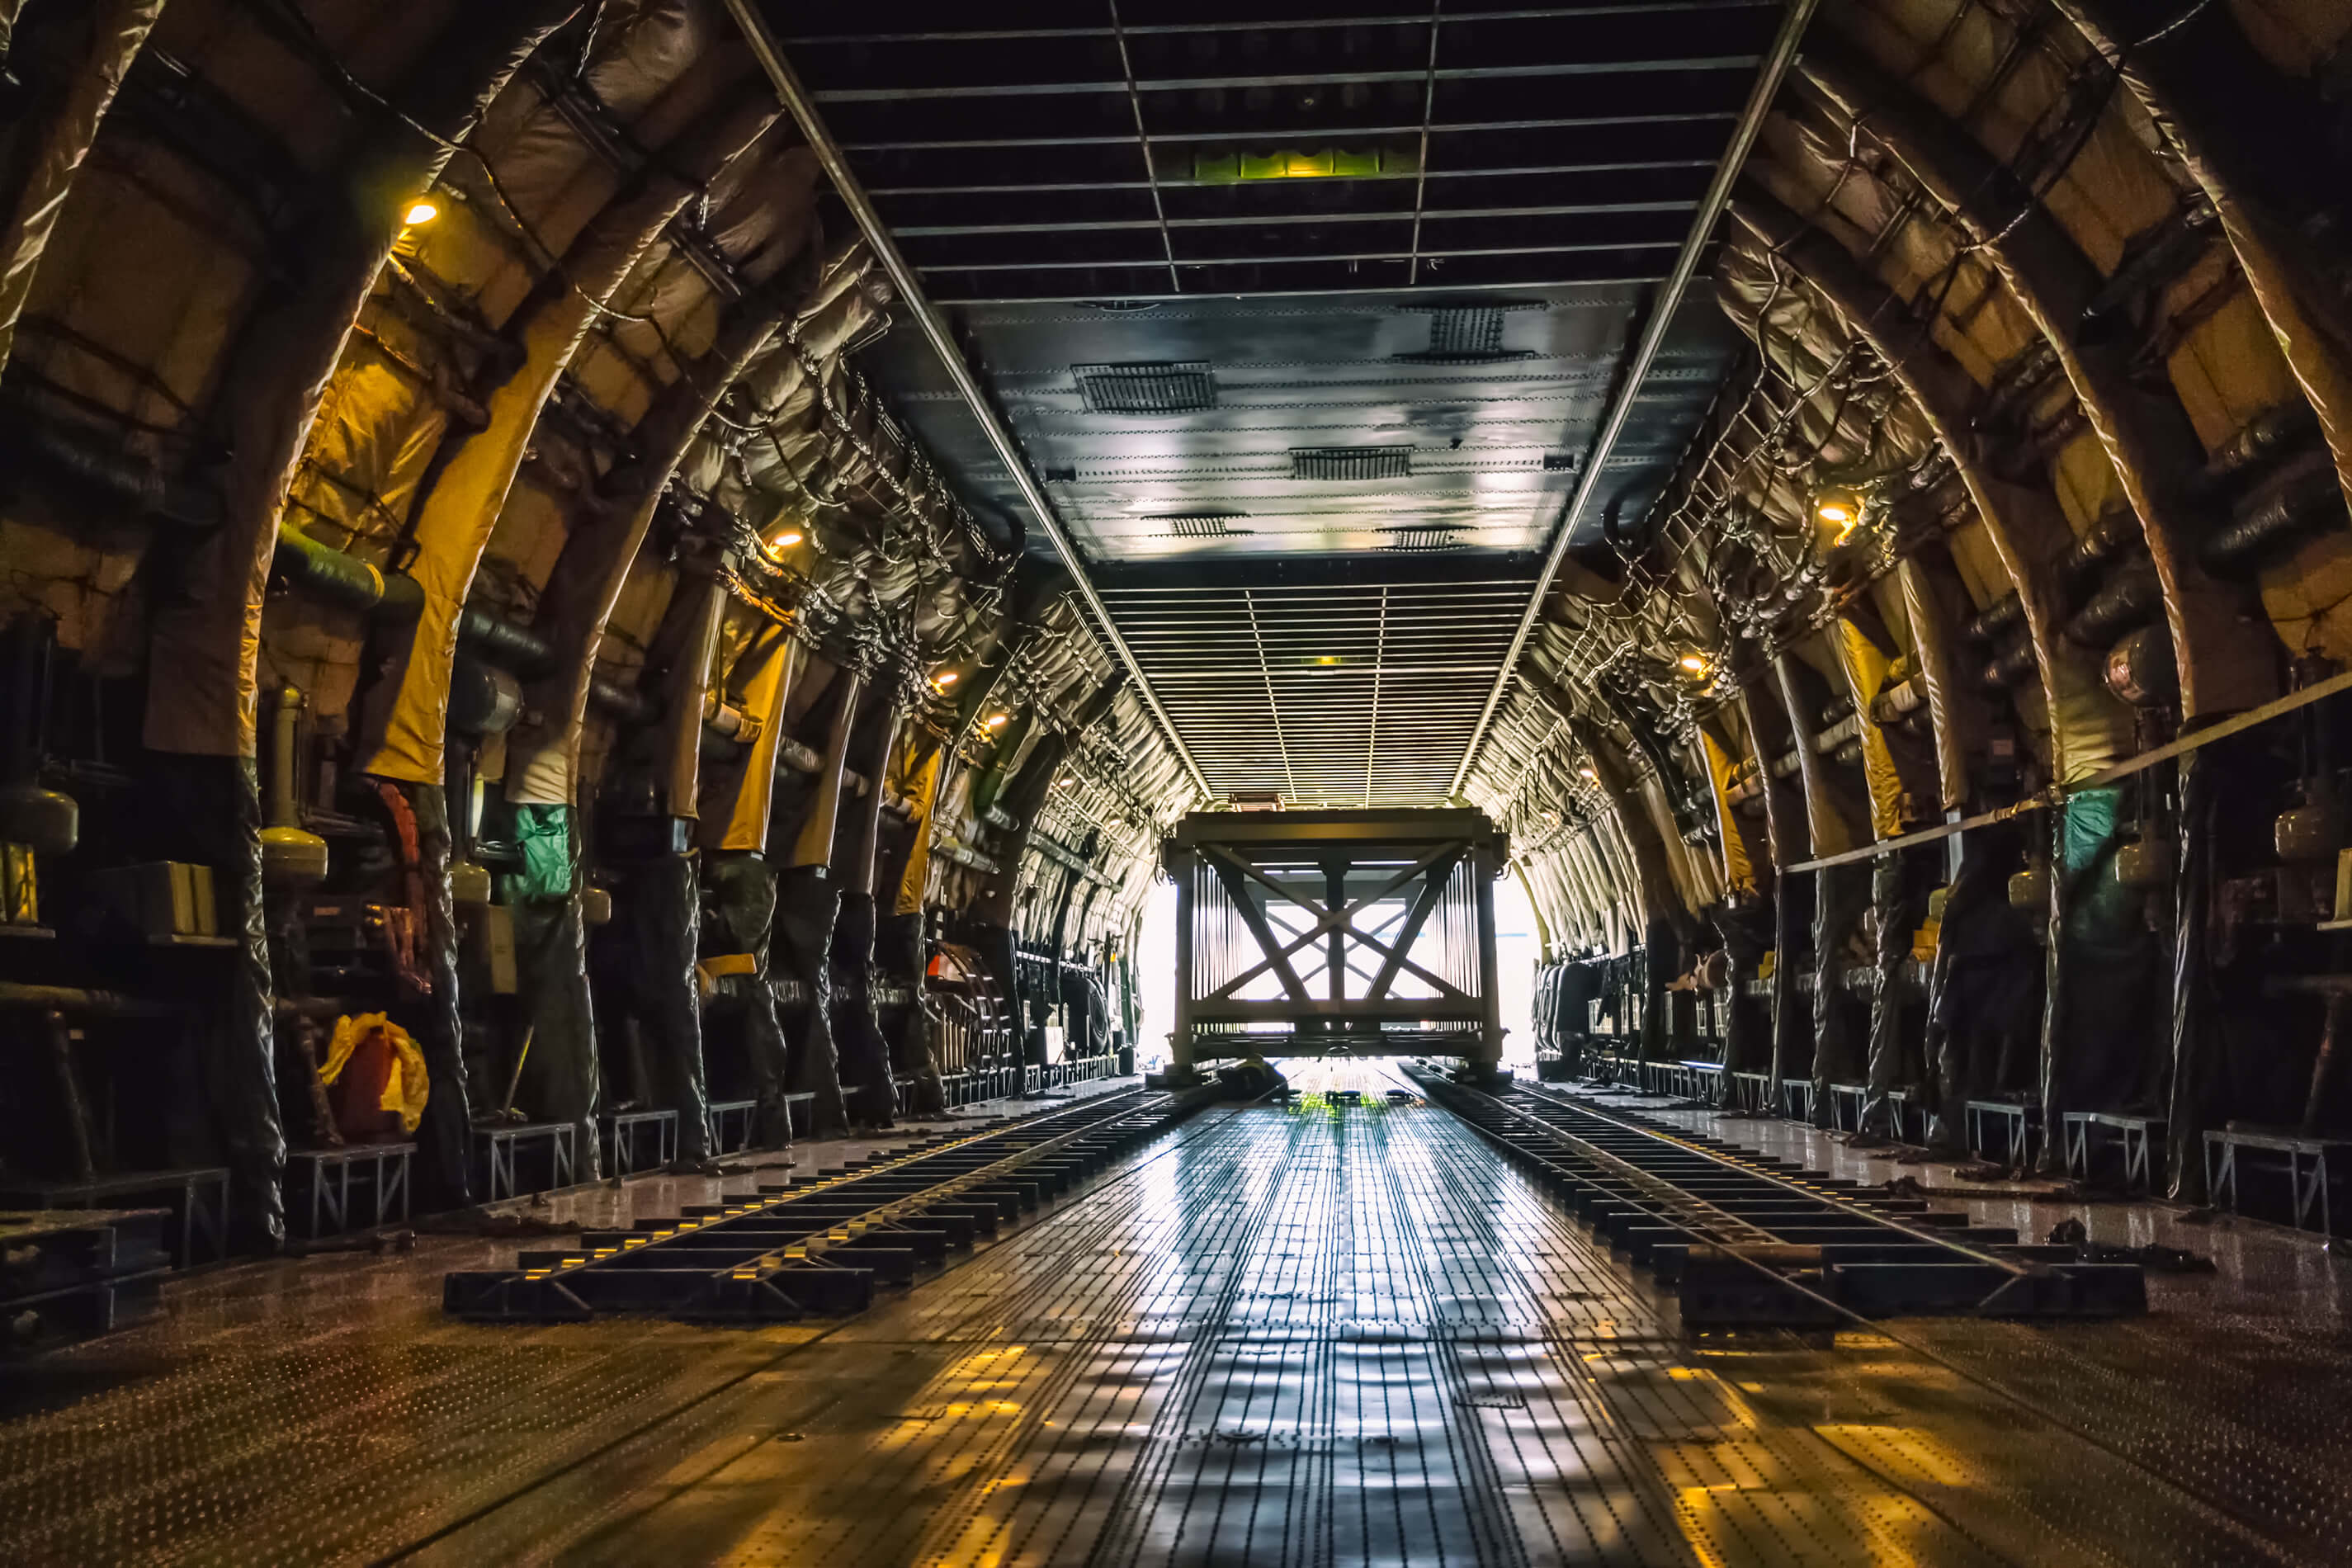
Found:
1815,485 -> 1865,537
933,669 -> 959,687
983,712 -> 1009,730
1579,764 -> 1599,782
404,199 -> 439,227
1677,652 -> 1710,677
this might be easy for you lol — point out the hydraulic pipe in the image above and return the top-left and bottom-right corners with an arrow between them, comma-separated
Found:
0,982 -> 184,1015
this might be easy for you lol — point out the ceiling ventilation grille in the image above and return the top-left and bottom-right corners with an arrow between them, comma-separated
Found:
1073,361 -> 1216,413
1400,304 -> 1539,363
1292,446 -> 1412,481
1150,512 -> 1248,538
1384,527 -> 1467,552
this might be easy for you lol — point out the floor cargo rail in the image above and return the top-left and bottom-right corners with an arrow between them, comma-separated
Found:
445,1088 -> 1206,1324
1410,1070 -> 2146,1325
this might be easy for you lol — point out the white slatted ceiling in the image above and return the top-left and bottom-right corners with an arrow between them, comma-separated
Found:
1100,577 -> 1534,805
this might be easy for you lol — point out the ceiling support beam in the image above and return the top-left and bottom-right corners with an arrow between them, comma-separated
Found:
1725,183 -> 2132,786
843,111 -> 1740,152
1448,0 -> 1818,801
2052,0 -> 2352,527
1797,28 -> 2274,722
720,0 -> 1211,802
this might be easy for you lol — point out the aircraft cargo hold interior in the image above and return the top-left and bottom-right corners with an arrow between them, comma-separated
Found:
2,1 -> 2351,1563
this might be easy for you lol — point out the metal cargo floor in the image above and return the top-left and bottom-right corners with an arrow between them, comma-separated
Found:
0,1099 -> 2346,1565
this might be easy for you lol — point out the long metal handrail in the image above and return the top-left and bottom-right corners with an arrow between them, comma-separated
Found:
720,0 -> 1212,801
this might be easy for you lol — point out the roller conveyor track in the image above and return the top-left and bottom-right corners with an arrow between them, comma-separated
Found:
1410,1070 -> 2147,1324
444,1087 -> 1209,1323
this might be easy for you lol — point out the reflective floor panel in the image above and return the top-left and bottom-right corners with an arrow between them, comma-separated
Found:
2,1090 -> 2347,1566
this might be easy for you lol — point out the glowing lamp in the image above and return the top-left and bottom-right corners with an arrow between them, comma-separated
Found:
404,200 -> 439,227
1815,485 -> 1865,538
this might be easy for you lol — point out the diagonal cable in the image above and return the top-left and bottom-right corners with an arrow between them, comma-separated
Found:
1106,0 -> 1183,295
1244,589 -> 1298,802
1364,585 -> 1388,807
1403,2 -> 1445,287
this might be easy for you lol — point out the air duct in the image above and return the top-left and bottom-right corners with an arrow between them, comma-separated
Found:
272,522 -> 388,612
446,659 -> 522,739
272,522 -> 650,719
1963,591 -> 2026,644
2103,625 -> 2179,708
2063,559 -> 2164,649
1868,673 -> 1927,724
1982,635 -> 2039,689
2203,461 -> 2349,574
2058,508 -> 2142,588
0,398 -> 220,527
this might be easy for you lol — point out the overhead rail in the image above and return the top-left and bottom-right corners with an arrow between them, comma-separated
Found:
445,1087 -> 1206,1323
1448,0 -> 1821,799
720,0 -> 1212,802
1409,1069 -> 2146,1325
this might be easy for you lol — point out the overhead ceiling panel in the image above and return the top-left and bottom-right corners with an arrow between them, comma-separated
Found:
1100,574 -> 1536,805
776,1 -> 1782,303
862,288 -> 1735,561
764,1 -> 1769,802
